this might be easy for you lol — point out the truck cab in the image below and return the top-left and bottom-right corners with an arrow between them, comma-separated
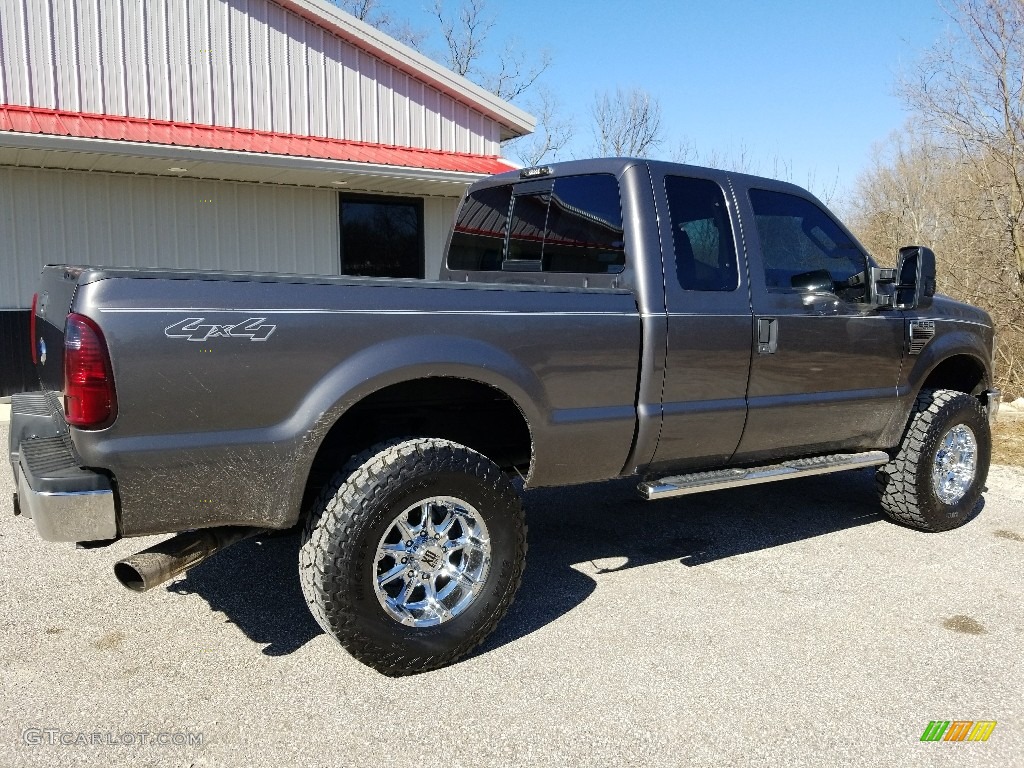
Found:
440,158 -> 997,479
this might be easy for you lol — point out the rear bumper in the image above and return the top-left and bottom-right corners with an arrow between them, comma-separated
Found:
15,460 -> 117,541
9,391 -> 118,542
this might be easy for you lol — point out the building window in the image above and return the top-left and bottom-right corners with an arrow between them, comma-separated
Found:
339,195 -> 424,278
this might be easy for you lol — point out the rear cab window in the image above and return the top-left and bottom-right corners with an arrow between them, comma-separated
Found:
447,173 -> 626,284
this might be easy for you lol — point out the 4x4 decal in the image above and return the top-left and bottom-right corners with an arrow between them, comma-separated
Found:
164,317 -> 276,342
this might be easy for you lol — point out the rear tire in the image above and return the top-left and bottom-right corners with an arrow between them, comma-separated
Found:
299,437 -> 526,675
876,389 -> 990,532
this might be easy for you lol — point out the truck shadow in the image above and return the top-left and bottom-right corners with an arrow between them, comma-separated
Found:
166,532 -> 322,656
474,467 -> 889,656
166,468 -> 893,660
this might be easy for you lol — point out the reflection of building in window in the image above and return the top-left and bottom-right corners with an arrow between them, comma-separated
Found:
449,174 -> 625,274
448,186 -> 512,270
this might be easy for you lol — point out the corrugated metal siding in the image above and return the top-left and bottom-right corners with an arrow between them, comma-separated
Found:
0,0 -> 503,156
0,165 -> 459,307
423,196 -> 460,279
0,166 -> 341,308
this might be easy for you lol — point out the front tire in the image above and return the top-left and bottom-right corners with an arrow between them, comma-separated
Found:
876,389 -> 991,531
299,438 -> 526,675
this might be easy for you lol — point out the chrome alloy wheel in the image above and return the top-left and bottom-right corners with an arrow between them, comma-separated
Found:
373,496 -> 491,627
932,424 -> 978,505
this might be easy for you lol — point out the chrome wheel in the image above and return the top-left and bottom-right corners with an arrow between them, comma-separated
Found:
931,424 -> 978,505
374,496 -> 491,628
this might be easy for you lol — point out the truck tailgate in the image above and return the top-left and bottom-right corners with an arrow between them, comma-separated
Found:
32,265 -> 86,393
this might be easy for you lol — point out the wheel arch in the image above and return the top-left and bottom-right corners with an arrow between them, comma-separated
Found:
881,328 -> 993,449
285,335 -> 543,522
904,325 -> 993,403
918,353 -> 990,398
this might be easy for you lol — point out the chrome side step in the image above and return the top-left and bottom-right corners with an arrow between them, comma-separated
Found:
638,451 -> 890,501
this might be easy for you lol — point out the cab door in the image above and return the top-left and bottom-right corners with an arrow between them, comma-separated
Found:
732,185 -> 905,462
648,170 -> 754,473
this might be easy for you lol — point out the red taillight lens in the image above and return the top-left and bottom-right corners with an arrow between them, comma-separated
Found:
30,293 -> 38,364
64,313 -> 117,429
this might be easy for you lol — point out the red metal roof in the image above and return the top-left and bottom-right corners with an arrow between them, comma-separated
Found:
0,105 -> 516,175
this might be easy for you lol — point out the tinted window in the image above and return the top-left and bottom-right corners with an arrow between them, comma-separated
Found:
664,176 -> 738,291
749,189 -> 867,301
340,197 -> 423,278
447,185 -> 512,271
542,175 -> 625,273
448,174 -> 625,274
506,190 -> 549,263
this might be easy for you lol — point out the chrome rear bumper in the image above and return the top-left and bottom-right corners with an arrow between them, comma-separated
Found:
15,459 -> 117,542
9,391 -> 118,543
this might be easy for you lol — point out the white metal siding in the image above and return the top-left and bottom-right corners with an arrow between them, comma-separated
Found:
423,196 -> 460,280
0,166 -> 341,308
0,166 -> 460,307
0,0 -> 503,155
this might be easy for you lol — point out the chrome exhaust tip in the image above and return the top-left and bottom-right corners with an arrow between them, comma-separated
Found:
114,526 -> 263,592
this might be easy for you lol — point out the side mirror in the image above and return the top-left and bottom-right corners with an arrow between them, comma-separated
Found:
894,246 -> 936,310
790,269 -> 834,293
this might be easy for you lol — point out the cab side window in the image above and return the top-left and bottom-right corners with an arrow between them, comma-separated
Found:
749,189 -> 868,302
664,176 -> 738,291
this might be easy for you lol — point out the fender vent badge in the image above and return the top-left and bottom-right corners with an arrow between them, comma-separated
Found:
908,320 -> 935,355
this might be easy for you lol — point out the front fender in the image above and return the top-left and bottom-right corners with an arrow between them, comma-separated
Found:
879,321 -> 993,447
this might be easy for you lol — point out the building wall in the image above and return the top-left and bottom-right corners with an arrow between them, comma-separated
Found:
0,166 -> 460,309
424,196 -> 460,279
0,0 -> 503,155
0,166 -> 338,309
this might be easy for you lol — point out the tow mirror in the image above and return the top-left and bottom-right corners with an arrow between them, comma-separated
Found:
894,246 -> 936,310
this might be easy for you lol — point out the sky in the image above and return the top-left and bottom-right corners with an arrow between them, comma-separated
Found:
390,0 -> 953,202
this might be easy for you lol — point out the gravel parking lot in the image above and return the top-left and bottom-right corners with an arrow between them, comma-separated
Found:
1,421 -> 1021,768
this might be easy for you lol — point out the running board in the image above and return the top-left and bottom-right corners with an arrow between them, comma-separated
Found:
638,450 -> 890,501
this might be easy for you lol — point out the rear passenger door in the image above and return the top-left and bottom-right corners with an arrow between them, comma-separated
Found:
733,185 -> 905,461
649,170 -> 753,472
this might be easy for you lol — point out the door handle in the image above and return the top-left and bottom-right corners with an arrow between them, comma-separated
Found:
758,317 -> 778,354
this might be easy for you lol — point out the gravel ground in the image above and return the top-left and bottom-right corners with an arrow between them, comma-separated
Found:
1,422 -> 1022,768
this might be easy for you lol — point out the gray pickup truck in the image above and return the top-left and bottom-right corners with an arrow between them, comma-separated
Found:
9,158 -> 1000,675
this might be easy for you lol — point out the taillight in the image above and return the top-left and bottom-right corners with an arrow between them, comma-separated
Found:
30,293 -> 38,364
64,313 -> 117,429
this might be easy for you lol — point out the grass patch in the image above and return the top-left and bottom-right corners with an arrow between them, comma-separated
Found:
992,419 -> 1024,466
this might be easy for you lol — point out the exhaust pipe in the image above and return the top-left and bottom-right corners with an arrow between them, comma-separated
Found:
114,526 -> 264,592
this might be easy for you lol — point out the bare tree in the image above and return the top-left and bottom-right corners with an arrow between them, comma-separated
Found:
433,0 -> 490,76
850,127 -> 1024,391
590,87 -> 664,157
432,0 -> 551,102
503,87 -> 574,166
901,0 -> 1024,287
332,0 -> 427,49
